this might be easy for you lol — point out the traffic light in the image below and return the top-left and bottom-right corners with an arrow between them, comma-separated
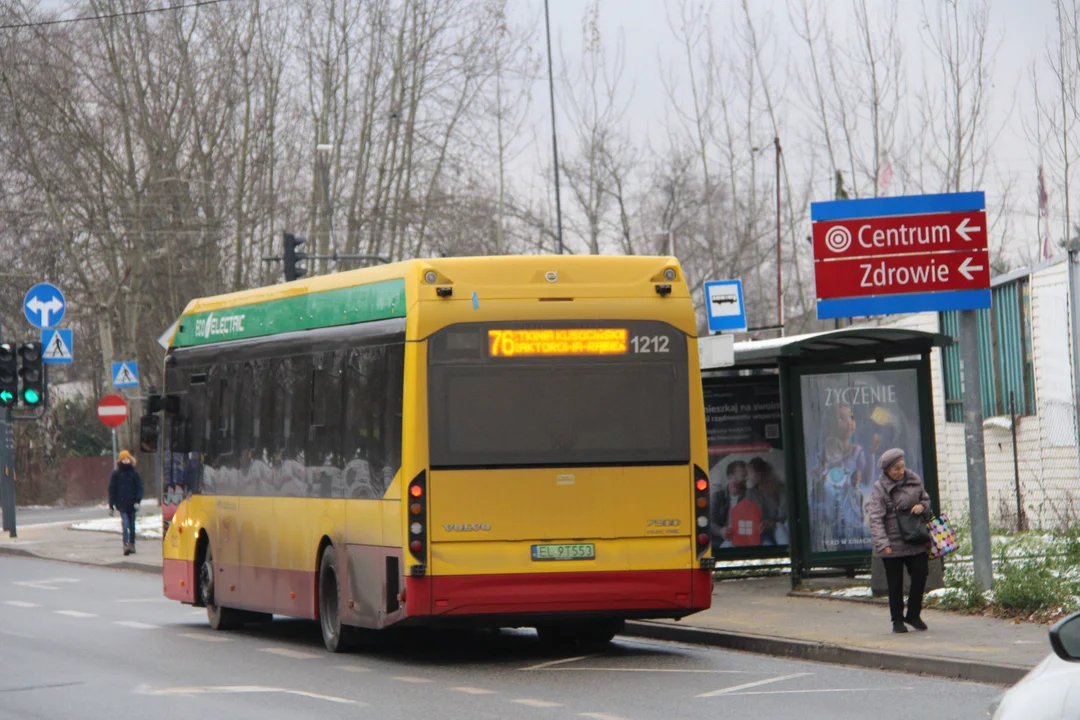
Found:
283,232 -> 308,282
139,414 -> 160,453
0,344 -> 17,407
17,342 -> 44,407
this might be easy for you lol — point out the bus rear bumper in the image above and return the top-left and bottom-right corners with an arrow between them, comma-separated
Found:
405,569 -> 711,620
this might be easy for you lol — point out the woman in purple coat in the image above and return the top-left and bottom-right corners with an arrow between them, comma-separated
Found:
867,448 -> 932,634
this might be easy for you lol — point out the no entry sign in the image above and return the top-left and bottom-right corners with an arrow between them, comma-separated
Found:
97,394 -> 128,428
811,192 -> 991,319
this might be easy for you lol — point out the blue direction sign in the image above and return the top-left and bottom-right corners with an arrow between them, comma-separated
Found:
41,328 -> 73,364
811,192 -> 991,319
704,279 -> 747,333
23,283 -> 66,329
112,361 -> 139,388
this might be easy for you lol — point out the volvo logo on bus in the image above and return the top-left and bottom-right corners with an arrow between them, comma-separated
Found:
443,523 -> 491,532
545,271 -> 558,283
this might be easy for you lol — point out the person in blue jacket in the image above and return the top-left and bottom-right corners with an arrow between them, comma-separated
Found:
108,450 -> 144,556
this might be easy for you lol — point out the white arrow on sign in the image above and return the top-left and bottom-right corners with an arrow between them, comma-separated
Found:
956,217 -> 981,243
26,296 -> 64,327
958,256 -> 985,281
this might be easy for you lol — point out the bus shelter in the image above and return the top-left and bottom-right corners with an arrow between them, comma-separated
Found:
700,327 -> 952,586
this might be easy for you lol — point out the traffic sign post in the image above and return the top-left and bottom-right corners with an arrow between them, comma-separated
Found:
0,319 -> 13,538
811,192 -> 990,319
23,283 -> 66,329
112,361 -> 139,389
704,280 -> 748,333
98,395 -> 129,469
41,328 -> 73,364
811,190 -> 994,589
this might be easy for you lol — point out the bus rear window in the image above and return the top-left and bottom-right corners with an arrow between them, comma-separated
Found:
427,321 -> 691,468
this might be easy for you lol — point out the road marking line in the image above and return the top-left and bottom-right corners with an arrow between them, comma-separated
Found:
114,621 -> 159,629
580,713 -> 631,720
721,687 -> 915,697
179,633 -> 232,643
335,665 -> 371,673
541,667 -> 744,674
115,598 -> 170,604
391,676 -> 432,684
697,672 -> 813,698
260,647 -> 318,660
134,685 -> 361,705
3,600 -> 41,608
521,654 -> 596,671
451,687 -> 496,695
14,578 -> 79,590
54,610 -> 96,618
513,699 -> 563,708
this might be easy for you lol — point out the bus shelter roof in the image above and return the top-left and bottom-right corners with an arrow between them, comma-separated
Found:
731,326 -> 953,368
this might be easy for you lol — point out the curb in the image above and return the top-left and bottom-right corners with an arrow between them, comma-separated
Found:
0,543 -> 163,576
623,620 -> 1030,686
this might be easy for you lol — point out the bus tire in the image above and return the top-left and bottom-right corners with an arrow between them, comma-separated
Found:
318,547 -> 357,653
578,619 -> 624,646
200,542 -> 243,631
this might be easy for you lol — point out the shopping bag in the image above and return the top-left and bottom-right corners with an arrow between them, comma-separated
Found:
729,498 -> 762,547
927,513 -> 959,560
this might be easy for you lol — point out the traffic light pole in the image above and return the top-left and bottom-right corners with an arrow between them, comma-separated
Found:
0,318 -> 15,538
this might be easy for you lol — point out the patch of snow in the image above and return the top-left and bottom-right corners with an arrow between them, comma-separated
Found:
811,586 -> 873,598
71,513 -> 163,540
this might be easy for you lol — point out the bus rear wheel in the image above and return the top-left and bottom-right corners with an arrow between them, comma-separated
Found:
318,547 -> 357,653
200,543 -> 243,631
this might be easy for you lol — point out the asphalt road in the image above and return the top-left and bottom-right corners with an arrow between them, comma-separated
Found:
0,555 -> 1003,720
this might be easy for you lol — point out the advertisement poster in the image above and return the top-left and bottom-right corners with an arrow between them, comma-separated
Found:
800,368 -> 922,554
703,377 -> 788,553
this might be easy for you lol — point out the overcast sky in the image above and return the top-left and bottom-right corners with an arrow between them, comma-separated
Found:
518,0 -> 1064,263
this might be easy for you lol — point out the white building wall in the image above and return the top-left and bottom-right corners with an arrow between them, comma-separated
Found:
864,257 -> 1080,529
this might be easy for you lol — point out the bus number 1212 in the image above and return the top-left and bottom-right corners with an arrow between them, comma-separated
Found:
630,335 -> 669,353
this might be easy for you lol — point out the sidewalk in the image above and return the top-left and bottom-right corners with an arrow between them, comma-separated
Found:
0,524 -> 1045,685
0,520 -> 162,573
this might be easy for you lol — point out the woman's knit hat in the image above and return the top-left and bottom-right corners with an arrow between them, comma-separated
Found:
878,447 -> 905,472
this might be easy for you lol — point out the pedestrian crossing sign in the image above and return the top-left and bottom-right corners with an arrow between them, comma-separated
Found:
41,328 -> 73,364
112,361 -> 139,388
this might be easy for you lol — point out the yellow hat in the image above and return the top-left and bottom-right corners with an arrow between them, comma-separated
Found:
118,450 -> 136,465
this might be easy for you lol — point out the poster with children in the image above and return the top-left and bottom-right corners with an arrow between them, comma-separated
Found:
799,368 -> 922,554
702,377 -> 788,554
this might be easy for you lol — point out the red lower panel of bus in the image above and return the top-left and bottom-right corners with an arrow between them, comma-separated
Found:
405,569 -> 712,618
163,558 -> 196,603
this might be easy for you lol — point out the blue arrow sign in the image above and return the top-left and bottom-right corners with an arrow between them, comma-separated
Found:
23,282 -> 66,329
704,279 -> 747,333
41,328 -> 73,364
112,361 -> 139,388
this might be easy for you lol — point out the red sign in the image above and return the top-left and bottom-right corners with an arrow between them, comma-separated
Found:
97,394 -> 129,428
813,210 -> 987,261
814,250 -> 990,300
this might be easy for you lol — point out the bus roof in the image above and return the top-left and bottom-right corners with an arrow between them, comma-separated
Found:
168,255 -> 689,349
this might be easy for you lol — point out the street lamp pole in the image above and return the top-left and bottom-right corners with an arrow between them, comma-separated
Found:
316,143 -> 338,274
774,136 -> 783,336
543,0 -> 564,255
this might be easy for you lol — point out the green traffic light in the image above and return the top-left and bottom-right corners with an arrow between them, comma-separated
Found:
22,388 -> 41,405
0,390 -> 12,405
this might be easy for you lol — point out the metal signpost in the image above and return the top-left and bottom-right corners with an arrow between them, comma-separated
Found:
811,191 -> 994,589
0,318 -> 13,537
704,279 -> 748,334
98,395 -> 129,467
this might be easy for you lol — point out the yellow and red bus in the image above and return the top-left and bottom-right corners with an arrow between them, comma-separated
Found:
161,255 -> 712,651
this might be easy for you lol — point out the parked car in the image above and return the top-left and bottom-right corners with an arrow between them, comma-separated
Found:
989,611 -> 1080,719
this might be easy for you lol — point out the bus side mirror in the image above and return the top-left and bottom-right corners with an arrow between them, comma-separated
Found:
139,415 -> 160,454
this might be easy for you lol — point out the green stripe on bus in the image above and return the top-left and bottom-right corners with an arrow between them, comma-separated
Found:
172,278 -> 407,347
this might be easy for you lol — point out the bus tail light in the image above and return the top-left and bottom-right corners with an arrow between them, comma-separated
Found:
693,465 -> 711,558
407,471 -> 427,565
